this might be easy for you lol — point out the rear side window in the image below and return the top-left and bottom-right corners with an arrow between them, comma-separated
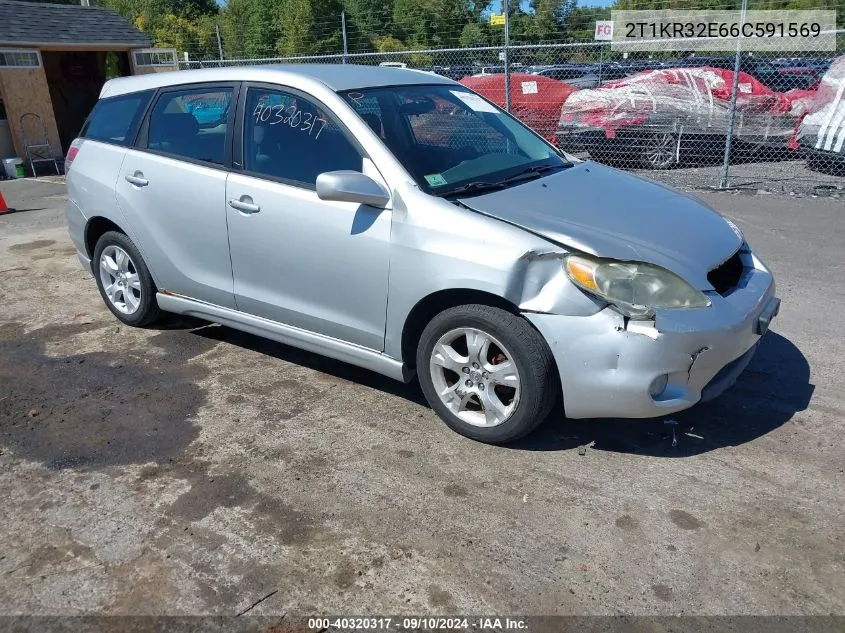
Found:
82,91 -> 153,146
146,87 -> 233,165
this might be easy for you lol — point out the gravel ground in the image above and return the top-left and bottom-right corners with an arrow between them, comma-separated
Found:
643,159 -> 845,196
0,176 -> 843,618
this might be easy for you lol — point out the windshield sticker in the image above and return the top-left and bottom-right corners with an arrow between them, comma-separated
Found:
449,90 -> 498,114
521,81 -> 538,95
424,173 -> 448,187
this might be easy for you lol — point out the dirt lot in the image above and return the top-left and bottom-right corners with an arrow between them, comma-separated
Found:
0,176 -> 843,617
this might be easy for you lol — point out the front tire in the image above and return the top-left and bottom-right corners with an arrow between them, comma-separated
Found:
416,304 -> 559,444
93,230 -> 160,327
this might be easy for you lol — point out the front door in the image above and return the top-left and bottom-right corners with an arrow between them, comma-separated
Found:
225,85 -> 391,351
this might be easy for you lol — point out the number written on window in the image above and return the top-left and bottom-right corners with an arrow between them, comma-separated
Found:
252,104 -> 327,139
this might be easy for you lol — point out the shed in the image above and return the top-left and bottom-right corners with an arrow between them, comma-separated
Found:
0,0 -> 178,171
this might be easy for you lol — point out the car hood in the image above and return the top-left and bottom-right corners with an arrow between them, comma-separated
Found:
458,162 -> 742,290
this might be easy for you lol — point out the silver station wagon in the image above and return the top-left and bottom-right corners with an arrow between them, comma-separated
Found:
64,65 -> 780,444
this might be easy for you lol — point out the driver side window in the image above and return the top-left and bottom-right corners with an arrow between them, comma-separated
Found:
244,87 -> 362,188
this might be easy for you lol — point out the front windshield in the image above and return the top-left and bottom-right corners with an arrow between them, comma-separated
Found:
340,84 -> 570,197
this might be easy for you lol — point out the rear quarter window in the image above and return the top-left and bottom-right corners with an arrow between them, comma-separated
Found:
82,90 -> 153,146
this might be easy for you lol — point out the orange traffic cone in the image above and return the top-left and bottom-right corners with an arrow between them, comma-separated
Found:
0,191 -> 10,214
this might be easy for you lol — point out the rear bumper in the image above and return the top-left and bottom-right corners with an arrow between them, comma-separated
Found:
65,198 -> 90,275
525,252 -> 777,419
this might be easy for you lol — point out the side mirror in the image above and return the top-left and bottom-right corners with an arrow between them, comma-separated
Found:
316,171 -> 390,208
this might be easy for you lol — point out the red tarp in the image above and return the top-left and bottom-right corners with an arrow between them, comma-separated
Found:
460,73 -> 577,142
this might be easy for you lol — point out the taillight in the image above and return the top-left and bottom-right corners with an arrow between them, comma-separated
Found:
65,139 -> 82,174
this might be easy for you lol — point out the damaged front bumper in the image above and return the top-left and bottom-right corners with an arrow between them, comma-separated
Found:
525,256 -> 778,419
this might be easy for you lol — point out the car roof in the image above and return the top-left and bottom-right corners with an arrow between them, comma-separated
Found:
100,63 -> 456,99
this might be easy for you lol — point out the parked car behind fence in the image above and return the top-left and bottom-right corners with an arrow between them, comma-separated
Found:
556,66 -> 814,169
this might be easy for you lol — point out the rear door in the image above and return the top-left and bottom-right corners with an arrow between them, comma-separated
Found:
67,90 -> 154,256
114,82 -> 239,308
225,84 -> 391,350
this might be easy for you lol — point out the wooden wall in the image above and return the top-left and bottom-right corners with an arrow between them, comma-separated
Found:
0,65 -> 63,161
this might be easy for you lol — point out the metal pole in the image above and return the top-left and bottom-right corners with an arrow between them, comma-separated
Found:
341,12 -> 349,64
718,0 -> 747,189
597,45 -> 604,84
503,0 -> 511,112
215,24 -> 224,62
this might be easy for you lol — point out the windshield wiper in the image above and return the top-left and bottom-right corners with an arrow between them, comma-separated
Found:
440,163 -> 571,198
500,163 -> 570,185
440,180 -> 507,197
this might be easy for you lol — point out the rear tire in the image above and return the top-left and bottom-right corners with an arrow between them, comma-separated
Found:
807,152 -> 845,176
416,304 -> 559,444
92,230 -> 161,327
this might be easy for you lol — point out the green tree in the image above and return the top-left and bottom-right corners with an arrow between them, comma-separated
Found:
97,0 -> 216,29
346,0 -> 394,50
170,0 -> 218,17
392,0 -> 473,48
219,0 -> 252,58
460,22 -> 490,47
275,0 -> 314,55
245,0 -> 281,57
375,35 -> 407,51
153,13 -> 218,58
272,0 -> 344,56
530,0 -> 576,42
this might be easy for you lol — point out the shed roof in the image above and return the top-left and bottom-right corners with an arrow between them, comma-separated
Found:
0,0 -> 151,48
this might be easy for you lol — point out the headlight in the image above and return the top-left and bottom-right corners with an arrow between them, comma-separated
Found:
564,253 -> 711,317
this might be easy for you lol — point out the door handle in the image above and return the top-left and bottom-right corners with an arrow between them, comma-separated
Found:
125,173 -> 149,187
228,197 -> 261,214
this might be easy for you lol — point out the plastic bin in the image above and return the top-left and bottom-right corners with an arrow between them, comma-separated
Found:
3,157 -> 23,179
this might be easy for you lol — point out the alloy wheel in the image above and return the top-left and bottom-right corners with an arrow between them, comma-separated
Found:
98,245 -> 142,315
643,132 -> 678,169
428,327 -> 521,428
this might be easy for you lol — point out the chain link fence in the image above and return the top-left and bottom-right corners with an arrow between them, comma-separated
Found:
177,28 -> 845,196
